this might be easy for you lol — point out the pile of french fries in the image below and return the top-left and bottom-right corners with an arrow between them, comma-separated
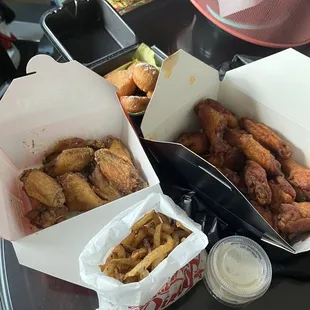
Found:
99,210 -> 192,283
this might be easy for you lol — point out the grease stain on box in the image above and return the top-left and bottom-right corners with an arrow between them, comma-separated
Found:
163,53 -> 179,79
189,76 -> 196,85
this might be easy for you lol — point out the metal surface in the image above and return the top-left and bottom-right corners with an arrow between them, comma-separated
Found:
41,0 -> 137,63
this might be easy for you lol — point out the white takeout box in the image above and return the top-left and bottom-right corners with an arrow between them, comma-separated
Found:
0,55 -> 160,287
142,48 -> 310,254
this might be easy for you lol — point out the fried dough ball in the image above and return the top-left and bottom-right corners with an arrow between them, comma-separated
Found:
105,70 -> 136,96
120,96 -> 150,114
132,63 -> 159,93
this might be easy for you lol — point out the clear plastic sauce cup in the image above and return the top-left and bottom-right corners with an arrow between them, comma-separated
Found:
204,236 -> 272,307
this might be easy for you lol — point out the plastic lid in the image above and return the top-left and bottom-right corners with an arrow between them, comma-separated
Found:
204,236 -> 272,306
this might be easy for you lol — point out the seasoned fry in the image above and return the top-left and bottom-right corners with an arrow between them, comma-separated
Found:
176,221 -> 192,235
153,223 -> 163,249
131,211 -> 155,232
124,235 -> 175,280
132,227 -> 148,248
132,248 -> 148,260
100,211 -> 192,283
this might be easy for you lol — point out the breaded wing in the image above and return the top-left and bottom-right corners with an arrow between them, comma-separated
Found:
44,147 -> 94,177
251,201 -> 277,231
200,99 -> 238,128
218,167 -> 241,188
203,153 -> 225,168
25,206 -> 68,229
43,138 -> 104,164
195,100 -> 231,153
104,136 -> 133,163
240,118 -> 291,159
244,160 -> 272,206
177,132 -> 209,155
278,202 -> 310,234
58,173 -> 105,212
224,129 -> 282,176
20,169 -> 65,208
280,158 -> 310,193
269,176 -> 296,212
89,165 -> 121,201
95,149 -> 147,195
224,147 -> 245,172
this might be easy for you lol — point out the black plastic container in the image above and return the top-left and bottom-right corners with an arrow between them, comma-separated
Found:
41,0 -> 137,65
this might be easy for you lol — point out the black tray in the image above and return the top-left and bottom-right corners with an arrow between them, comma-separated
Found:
40,0 -> 137,65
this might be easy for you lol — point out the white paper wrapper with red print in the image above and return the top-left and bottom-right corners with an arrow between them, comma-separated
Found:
79,193 -> 208,309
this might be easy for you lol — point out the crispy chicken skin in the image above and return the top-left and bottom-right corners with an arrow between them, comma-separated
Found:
278,202 -> 310,234
240,118 -> 291,159
20,169 -> 65,208
89,165 -> 121,201
95,149 -> 147,195
177,132 -> 209,155
203,153 -> 225,168
43,147 -> 94,177
200,99 -> 238,129
25,206 -> 68,229
280,158 -> 310,193
43,138 -> 104,164
224,129 -> 282,176
244,160 -> 272,206
218,167 -> 241,188
104,136 -> 133,164
195,100 -> 231,153
58,173 -> 104,212
251,201 -> 277,230
294,187 -> 310,202
269,176 -> 296,212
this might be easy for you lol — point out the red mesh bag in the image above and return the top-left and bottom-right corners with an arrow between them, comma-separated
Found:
190,0 -> 310,47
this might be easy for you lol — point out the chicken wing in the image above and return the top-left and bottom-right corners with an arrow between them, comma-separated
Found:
89,165 -> 121,201
251,201 -> 277,231
195,100 -> 231,153
198,99 -> 238,128
269,176 -> 296,212
240,118 -> 291,159
20,169 -> 65,208
95,149 -> 147,195
177,132 -> 209,155
43,147 -> 94,177
25,206 -> 68,229
223,147 -> 245,172
203,153 -> 225,168
218,167 -> 241,188
224,129 -> 282,176
280,158 -> 310,193
294,187 -> 310,202
43,137 -> 104,164
278,202 -> 310,234
244,160 -> 272,205
58,173 -> 105,212
104,136 -> 133,164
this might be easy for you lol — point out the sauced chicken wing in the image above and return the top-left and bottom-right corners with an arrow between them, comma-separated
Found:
177,132 -> 209,155
278,202 -> 310,234
195,100 -> 231,153
224,129 -> 282,176
104,136 -> 133,164
244,160 -> 272,206
269,176 -> 296,212
20,169 -> 65,208
43,147 -> 94,177
58,173 -> 105,212
95,149 -> 147,195
240,118 -> 291,159
89,165 -> 121,201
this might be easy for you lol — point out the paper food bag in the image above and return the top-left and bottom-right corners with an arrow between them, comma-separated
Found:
79,193 -> 208,308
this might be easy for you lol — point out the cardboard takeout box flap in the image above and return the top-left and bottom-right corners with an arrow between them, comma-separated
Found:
141,50 -> 220,141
